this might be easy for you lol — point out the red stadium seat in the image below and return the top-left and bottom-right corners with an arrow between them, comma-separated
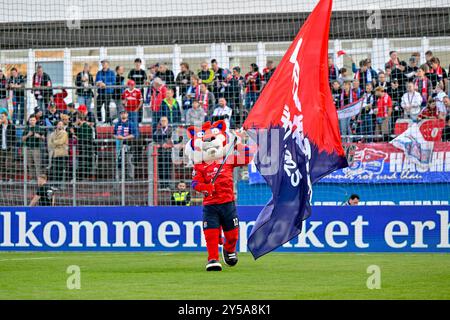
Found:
96,125 -> 152,140
96,126 -> 115,139
139,125 -> 152,139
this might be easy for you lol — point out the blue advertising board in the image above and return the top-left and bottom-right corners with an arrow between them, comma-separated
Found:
0,206 -> 449,253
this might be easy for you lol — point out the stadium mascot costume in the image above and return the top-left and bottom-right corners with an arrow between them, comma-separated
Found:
185,120 -> 251,271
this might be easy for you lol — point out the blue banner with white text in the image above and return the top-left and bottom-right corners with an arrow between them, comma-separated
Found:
0,206 -> 449,252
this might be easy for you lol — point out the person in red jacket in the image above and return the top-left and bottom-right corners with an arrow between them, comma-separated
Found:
375,86 -> 393,141
150,77 -> 167,113
121,79 -> 142,124
52,89 -> 68,112
418,100 -> 439,120
186,120 -> 251,271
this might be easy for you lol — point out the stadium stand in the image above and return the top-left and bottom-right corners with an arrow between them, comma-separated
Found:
0,0 -> 449,207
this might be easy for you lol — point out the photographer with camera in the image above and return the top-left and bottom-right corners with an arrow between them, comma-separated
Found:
29,174 -> 56,206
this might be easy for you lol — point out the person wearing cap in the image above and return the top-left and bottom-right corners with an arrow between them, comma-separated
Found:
77,104 -> 96,128
121,79 -> 142,125
33,106 -> 45,126
95,59 -> 116,124
114,109 -> 138,180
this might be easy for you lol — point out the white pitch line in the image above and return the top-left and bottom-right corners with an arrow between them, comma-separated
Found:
0,253 -> 148,262
0,257 -> 57,262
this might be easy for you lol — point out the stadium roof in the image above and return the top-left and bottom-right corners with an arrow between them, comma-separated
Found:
1,0 -> 450,23
0,7 -> 449,49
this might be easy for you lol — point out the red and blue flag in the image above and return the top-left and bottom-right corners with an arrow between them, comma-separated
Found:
243,0 -> 348,259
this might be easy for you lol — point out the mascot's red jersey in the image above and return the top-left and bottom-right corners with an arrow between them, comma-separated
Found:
186,120 -> 251,205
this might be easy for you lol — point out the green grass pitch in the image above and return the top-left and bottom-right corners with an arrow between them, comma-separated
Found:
0,252 -> 449,299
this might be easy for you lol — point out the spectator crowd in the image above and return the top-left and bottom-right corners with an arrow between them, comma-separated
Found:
1,51 -> 450,203
0,58 -> 276,195
329,50 -> 450,141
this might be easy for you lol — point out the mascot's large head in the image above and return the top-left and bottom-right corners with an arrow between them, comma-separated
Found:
185,120 -> 231,164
